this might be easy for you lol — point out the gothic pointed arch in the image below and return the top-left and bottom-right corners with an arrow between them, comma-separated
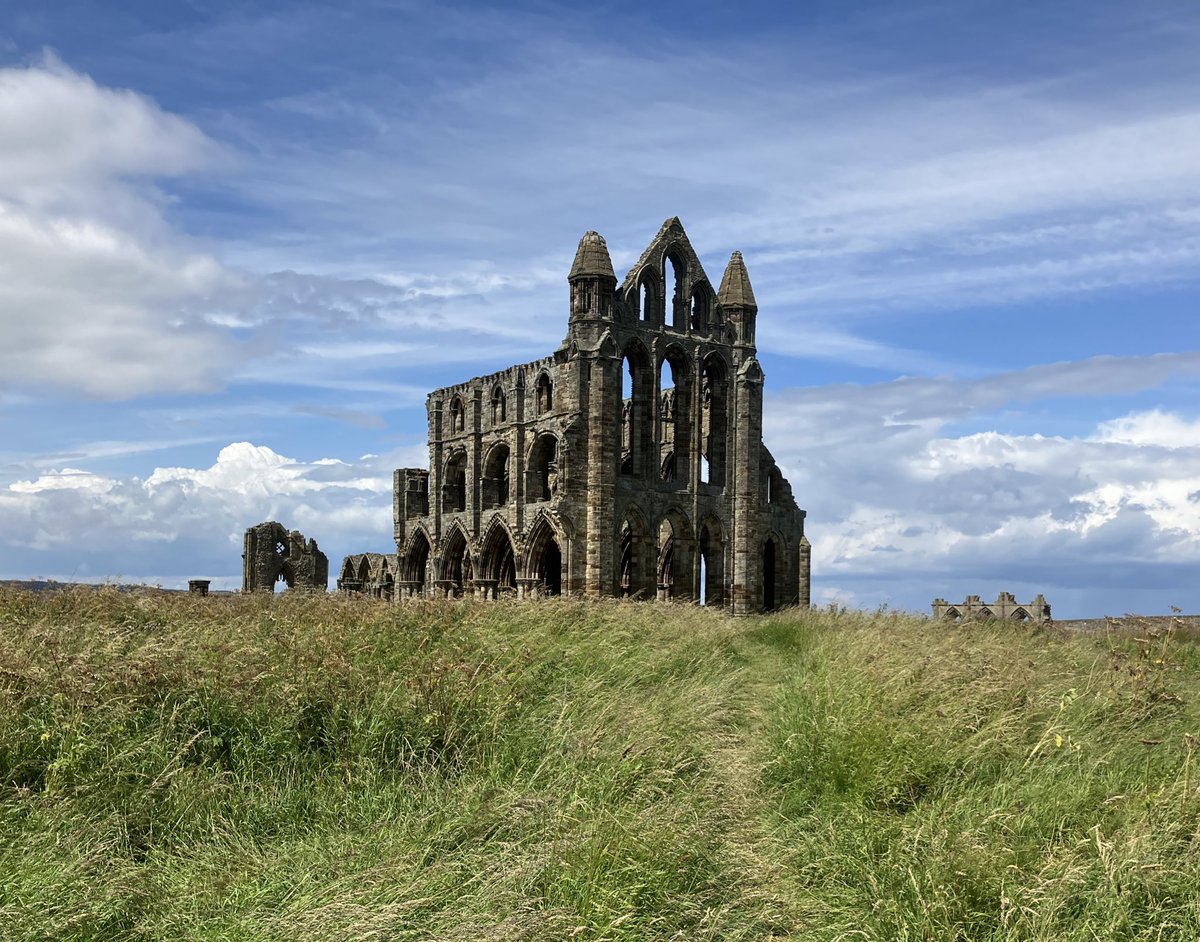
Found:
700,352 -> 730,486
616,502 -> 654,600
657,342 -> 692,485
525,512 -> 565,596
482,440 -> 511,508
404,527 -> 432,590
662,245 -> 687,329
656,506 -> 694,601
761,528 -> 790,612
526,431 -> 560,502
619,338 -> 654,478
442,447 -> 468,514
440,522 -> 472,596
479,515 -> 518,595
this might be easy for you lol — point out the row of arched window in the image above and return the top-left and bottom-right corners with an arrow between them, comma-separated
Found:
620,343 -> 729,487
441,433 -> 559,514
631,250 -> 720,333
446,372 -> 554,434
398,519 -> 564,599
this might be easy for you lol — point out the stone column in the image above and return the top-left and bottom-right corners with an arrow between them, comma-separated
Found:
798,536 -> 811,609
584,341 -> 619,597
730,358 -> 764,615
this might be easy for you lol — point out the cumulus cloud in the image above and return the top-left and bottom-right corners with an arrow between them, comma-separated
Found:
0,442 -> 420,587
0,55 -> 247,398
767,355 -> 1200,615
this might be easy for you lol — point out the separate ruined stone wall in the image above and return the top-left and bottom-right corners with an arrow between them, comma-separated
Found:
242,521 -> 329,593
932,592 -> 1051,623
336,552 -> 398,600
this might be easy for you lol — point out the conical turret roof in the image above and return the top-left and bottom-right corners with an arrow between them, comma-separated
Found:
569,230 -> 616,280
717,250 -> 757,308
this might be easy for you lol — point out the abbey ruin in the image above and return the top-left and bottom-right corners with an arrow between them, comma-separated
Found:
339,218 -> 810,614
243,521 -> 329,593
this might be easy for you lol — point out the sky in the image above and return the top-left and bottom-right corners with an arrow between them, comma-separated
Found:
1,0 -> 1198,617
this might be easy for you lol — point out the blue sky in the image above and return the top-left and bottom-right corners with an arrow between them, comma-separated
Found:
1,0 -> 1198,616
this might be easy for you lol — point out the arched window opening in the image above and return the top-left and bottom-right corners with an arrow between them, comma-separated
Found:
638,269 -> 662,324
690,285 -> 709,332
539,539 -> 562,596
535,372 -> 553,414
482,444 -> 511,508
619,521 -> 635,598
491,386 -> 507,424
449,396 -> 465,433
763,538 -> 777,611
527,434 -> 558,502
619,342 -> 653,478
659,357 -> 678,482
664,252 -> 685,328
621,354 -> 635,475
700,356 -> 728,487
658,350 -> 690,485
766,466 -> 784,505
443,451 -> 467,513
699,523 -> 724,608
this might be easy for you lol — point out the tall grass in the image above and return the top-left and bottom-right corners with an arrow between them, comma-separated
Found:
1,588 -> 1198,939
757,608 -> 1200,940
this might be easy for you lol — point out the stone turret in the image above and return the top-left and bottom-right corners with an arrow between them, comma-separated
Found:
718,250 -> 758,347
569,230 -> 617,322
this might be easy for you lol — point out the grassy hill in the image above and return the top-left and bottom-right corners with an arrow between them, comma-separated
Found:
1,587 -> 1198,940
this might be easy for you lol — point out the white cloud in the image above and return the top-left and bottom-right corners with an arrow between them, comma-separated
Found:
766,356 -> 1200,614
1094,409 -> 1200,448
0,56 -> 246,398
0,442 -> 421,583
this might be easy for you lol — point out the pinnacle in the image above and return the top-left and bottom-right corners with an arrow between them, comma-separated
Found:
717,250 -> 757,308
569,230 -> 616,280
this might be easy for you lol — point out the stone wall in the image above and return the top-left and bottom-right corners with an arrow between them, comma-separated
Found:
242,521 -> 329,593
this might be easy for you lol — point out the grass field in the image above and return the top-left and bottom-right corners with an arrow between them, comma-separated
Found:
2,587 -> 1199,940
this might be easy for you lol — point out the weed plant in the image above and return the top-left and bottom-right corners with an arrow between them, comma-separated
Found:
1,587 -> 1198,940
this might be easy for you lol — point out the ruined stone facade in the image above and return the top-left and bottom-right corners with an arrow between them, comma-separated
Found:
336,553 -> 398,599
347,218 -> 809,614
242,521 -> 328,593
932,592 -> 1051,623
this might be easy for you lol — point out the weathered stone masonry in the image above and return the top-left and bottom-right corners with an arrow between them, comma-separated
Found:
243,521 -> 329,593
345,218 -> 809,614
